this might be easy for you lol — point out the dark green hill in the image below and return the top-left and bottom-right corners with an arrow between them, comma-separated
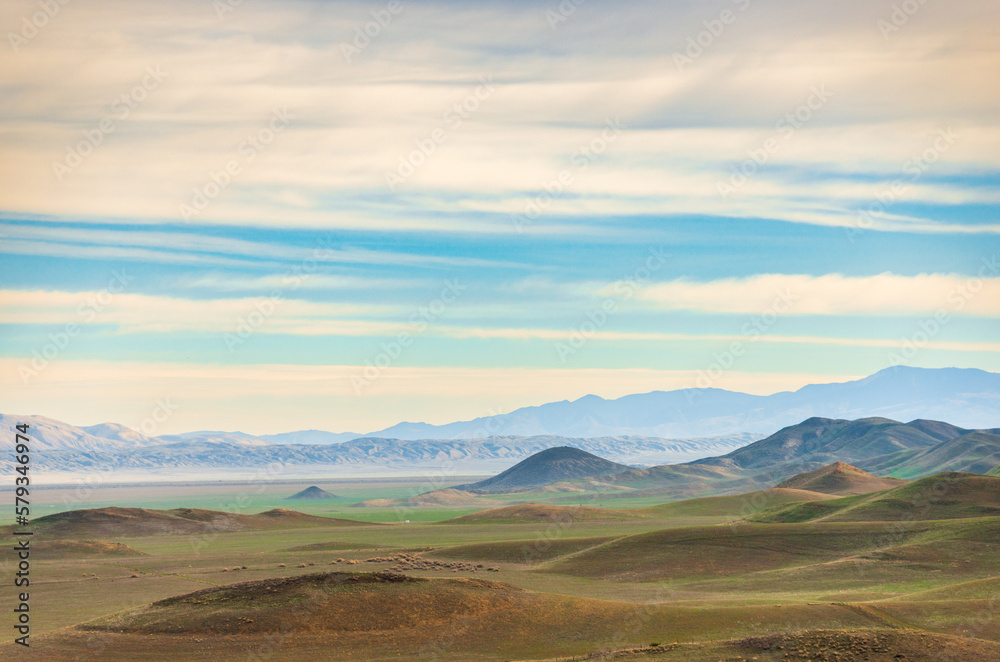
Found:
454,446 -> 631,493
286,485 -> 339,500
692,417 -> 947,472
862,432 -> 1000,479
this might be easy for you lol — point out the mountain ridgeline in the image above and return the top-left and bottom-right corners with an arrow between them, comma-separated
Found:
454,417 -> 1000,498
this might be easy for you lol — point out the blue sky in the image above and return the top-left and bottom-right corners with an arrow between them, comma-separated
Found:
0,0 -> 998,434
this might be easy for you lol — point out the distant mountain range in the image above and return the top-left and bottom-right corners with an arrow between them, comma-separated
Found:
3,367 -> 997,479
553,416 -> 1000,500
360,366 -> 999,440
0,420 -> 756,477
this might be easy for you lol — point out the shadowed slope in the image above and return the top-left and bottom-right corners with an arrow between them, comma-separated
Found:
286,485 -> 339,499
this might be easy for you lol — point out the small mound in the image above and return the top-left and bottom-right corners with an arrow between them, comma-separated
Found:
286,485 -> 339,500
440,503 -> 648,524
36,539 -> 145,557
353,489 -> 493,508
776,461 -> 906,495
82,571 -> 535,635
17,506 -> 376,538
352,498 -> 398,507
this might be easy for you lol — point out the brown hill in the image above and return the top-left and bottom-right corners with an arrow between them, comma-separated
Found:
584,629 -> 1000,662
17,506 -> 377,538
81,571 -> 640,637
353,488 -> 493,508
775,461 -> 905,495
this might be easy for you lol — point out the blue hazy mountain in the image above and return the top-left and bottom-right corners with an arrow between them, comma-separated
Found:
366,367 -> 1000,440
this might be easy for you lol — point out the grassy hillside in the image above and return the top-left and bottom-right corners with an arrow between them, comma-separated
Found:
543,517 -> 1000,583
753,472 -> 1000,523
862,432 -> 1000,479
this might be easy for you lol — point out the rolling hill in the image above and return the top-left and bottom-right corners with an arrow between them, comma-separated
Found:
13,506 -> 377,538
544,516 -> 1000,582
453,446 -> 632,493
862,430 -> 1000,478
775,461 -> 906,495
753,472 -> 1000,523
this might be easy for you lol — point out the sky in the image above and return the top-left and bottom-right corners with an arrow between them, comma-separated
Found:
0,0 -> 998,435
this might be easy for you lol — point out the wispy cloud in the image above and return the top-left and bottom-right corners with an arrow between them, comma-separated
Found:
1,0 -> 997,235
630,273 -> 1000,317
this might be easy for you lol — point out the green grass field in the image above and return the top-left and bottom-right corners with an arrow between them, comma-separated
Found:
3,473 -> 999,661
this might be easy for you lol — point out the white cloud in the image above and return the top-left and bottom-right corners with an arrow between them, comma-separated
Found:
0,0 -> 997,234
630,272 -> 1000,317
